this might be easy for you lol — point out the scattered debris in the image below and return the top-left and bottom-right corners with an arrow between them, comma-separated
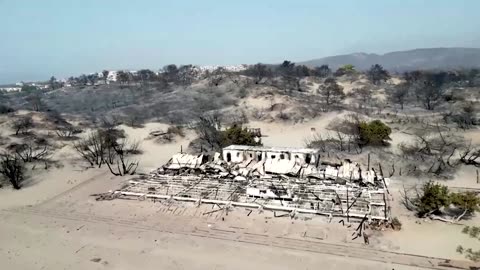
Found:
75,245 -> 88,254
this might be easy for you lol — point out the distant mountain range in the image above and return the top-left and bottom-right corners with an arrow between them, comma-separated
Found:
299,48 -> 480,72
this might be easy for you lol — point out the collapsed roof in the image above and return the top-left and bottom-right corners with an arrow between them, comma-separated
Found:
105,145 -> 391,222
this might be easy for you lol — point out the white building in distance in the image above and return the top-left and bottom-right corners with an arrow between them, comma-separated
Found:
106,71 -> 118,82
0,87 -> 21,92
196,65 -> 248,73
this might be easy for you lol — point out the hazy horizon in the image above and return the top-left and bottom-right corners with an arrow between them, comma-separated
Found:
1,0 -> 480,84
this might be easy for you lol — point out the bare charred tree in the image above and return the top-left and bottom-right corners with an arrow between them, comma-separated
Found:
293,65 -> 310,91
317,77 -> 345,107
0,153 -> 25,190
0,104 -> 13,115
73,131 -> 106,167
12,116 -> 34,135
307,114 -> 362,154
45,110 -> 82,139
367,64 -> 390,85
305,133 -> 327,152
102,70 -> 109,84
121,107 -> 146,128
415,83 -> 445,111
86,73 -> 99,85
73,129 -> 116,168
194,113 -> 223,151
355,87 -> 373,108
275,60 -> 300,91
100,116 -> 123,130
414,72 -> 447,110
177,65 -> 198,88
163,64 -> 179,83
26,93 -> 44,112
7,142 -> 50,163
153,73 -> 169,90
459,143 -> 480,167
137,69 -> 156,85
73,126 -> 130,169
117,71 -> 131,84
207,67 -> 226,87
105,139 -> 139,176
388,83 -> 409,110
49,76 -> 60,90
466,68 -> 480,87
313,65 -> 332,78
224,71 -> 243,86
56,124 -> 81,139
445,103 -> 477,129
275,63 -> 310,91
245,63 -> 271,84
399,125 -> 465,176
125,139 -> 142,155
403,70 -> 423,84
45,110 -> 67,125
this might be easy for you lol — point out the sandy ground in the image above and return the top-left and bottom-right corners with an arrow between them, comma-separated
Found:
0,173 -> 462,270
118,123 -> 195,173
1,110 -> 480,269
464,129 -> 480,144
248,111 -> 348,147
0,212 -> 420,270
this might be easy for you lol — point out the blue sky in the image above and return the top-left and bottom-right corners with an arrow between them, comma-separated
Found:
1,0 -> 479,84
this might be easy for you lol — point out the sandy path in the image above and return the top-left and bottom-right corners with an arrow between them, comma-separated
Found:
0,209 -> 423,270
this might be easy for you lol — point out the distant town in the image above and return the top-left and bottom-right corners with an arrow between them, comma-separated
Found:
0,64 -> 248,92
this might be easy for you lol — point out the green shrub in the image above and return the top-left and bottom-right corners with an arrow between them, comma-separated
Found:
450,192 -> 480,214
194,117 -> 261,151
414,181 -> 480,217
335,64 -> 356,76
358,120 -> 391,146
415,181 -> 450,216
220,124 -> 261,147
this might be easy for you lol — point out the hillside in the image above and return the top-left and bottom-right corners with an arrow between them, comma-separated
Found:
1,67 -> 480,269
299,47 -> 480,71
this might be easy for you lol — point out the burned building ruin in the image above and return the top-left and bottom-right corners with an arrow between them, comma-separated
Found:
109,145 -> 391,222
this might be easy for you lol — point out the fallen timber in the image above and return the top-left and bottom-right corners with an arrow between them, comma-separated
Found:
109,173 -> 389,221
114,190 -> 387,220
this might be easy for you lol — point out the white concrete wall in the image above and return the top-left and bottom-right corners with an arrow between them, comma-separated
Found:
222,149 -> 318,166
0,87 -> 21,92
245,151 -> 256,160
223,150 -> 244,163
